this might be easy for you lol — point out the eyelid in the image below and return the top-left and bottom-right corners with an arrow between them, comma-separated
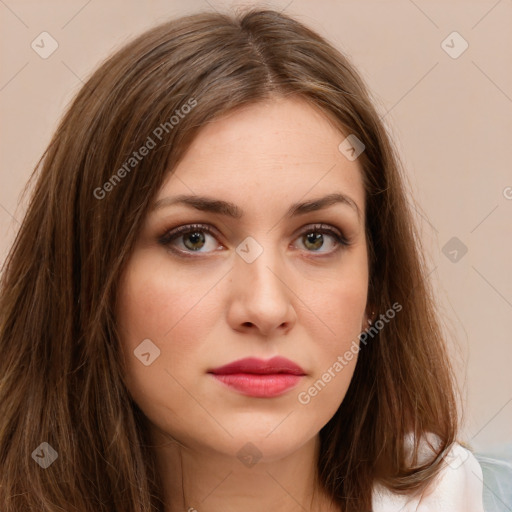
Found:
158,223 -> 221,247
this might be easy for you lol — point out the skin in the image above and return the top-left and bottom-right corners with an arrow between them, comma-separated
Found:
116,95 -> 371,512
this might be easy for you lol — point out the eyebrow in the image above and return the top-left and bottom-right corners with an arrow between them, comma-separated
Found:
151,192 -> 362,222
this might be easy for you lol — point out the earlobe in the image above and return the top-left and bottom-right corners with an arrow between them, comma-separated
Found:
362,307 -> 376,331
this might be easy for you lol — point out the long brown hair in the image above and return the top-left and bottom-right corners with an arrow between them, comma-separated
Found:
0,7 -> 458,511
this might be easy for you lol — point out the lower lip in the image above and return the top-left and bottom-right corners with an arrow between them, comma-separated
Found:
210,373 -> 302,398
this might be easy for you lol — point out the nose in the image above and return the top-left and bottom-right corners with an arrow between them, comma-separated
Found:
226,241 -> 297,337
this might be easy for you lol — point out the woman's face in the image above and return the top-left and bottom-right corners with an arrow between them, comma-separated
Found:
116,96 -> 369,461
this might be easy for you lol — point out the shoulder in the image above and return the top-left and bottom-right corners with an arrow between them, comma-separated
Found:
372,441 -> 485,512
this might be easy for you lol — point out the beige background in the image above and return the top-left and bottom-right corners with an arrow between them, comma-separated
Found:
1,0 -> 511,451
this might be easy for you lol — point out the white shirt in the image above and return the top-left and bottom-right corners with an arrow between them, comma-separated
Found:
372,443 -> 485,511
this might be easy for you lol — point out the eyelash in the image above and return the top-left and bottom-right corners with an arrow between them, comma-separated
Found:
158,223 -> 351,258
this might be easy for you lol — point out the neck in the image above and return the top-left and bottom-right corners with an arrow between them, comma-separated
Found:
148,425 -> 339,512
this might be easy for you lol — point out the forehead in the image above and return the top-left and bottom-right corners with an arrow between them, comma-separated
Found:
157,96 -> 365,217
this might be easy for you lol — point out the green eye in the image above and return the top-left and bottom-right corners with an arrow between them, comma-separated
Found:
297,226 -> 348,253
159,224 -> 219,254
182,231 -> 206,251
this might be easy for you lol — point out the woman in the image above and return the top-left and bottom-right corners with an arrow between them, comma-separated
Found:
0,7 -> 485,511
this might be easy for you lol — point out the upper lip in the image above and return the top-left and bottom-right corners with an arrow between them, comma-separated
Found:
208,356 -> 306,376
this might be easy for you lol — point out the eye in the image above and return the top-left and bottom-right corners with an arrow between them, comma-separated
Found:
293,223 -> 349,255
158,223 -> 350,258
158,224 -> 222,256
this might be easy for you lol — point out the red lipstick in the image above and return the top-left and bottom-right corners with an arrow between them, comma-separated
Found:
208,356 -> 306,398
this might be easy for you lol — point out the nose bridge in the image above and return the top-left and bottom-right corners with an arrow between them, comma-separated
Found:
236,233 -> 287,297
231,233 -> 294,332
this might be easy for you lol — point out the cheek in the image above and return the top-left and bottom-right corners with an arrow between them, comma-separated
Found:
115,254 -> 223,433
115,253 -> 221,404
116,252 -> 216,354
302,258 -> 368,349
294,287 -> 365,425
309,290 -> 364,386
294,257 -> 368,411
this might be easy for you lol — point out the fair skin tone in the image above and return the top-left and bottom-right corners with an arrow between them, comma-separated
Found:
116,95 -> 370,512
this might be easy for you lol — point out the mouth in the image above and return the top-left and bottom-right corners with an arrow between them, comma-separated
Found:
208,356 -> 306,398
